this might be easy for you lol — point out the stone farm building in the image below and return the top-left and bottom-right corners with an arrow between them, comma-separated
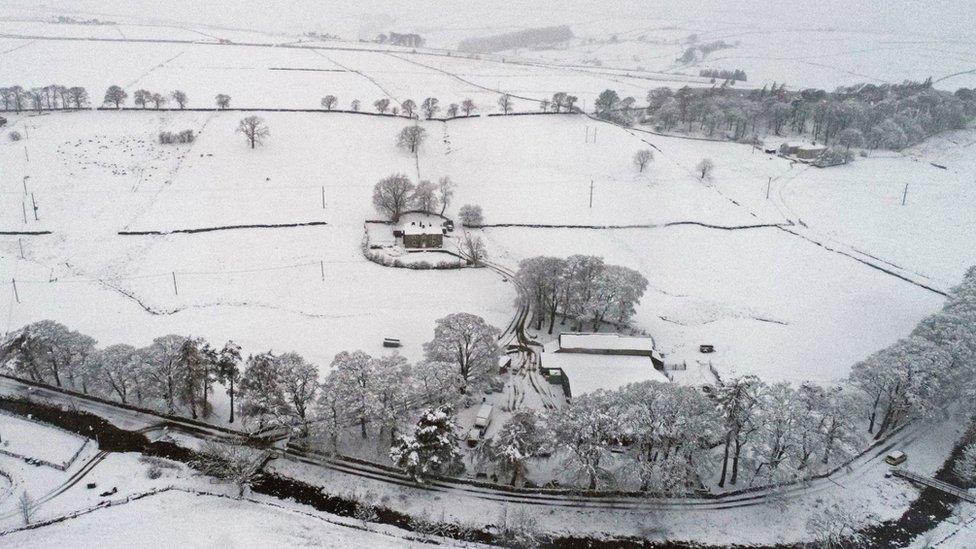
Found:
402,221 -> 444,249
540,332 -> 668,398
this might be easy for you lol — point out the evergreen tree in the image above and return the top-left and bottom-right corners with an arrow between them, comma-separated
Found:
390,406 -> 463,483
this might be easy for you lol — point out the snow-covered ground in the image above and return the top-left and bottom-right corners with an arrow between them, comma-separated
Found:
0,413 -> 87,467
3,490 -> 430,548
1,107 -> 964,385
1,111 -> 514,372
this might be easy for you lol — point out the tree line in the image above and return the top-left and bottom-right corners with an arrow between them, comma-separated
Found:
3,268 -> 972,491
0,85 -> 89,112
0,312 -> 501,444
640,79 -> 976,150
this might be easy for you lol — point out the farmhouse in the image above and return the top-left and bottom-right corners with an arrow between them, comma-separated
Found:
402,222 -> 444,249
541,333 -> 668,398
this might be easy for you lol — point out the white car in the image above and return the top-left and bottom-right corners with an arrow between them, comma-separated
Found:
884,451 -> 907,466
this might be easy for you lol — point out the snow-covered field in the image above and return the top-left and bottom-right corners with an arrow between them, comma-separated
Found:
1,110 -> 514,372
1,103 -> 965,384
494,27 -> 976,92
0,413 -> 86,467
3,490 -> 428,548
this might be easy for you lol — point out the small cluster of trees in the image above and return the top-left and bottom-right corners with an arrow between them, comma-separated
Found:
100,86 -> 231,110
641,79 -> 976,149
539,91 -> 579,113
372,173 -> 456,221
1,85 -> 89,112
158,129 -> 195,145
516,255 -> 649,334
594,89 -> 638,125
372,97 -> 478,118
130,88 -> 183,109
699,68 -> 747,82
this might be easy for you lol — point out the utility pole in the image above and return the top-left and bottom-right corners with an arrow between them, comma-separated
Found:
31,193 -> 38,220
321,186 -> 326,209
172,272 -> 179,295
19,239 -> 25,259
22,202 -> 27,224
901,182 -> 909,206
23,176 -> 29,195
589,180 -> 594,208
12,279 -> 19,303
320,260 -> 325,281
766,177 -> 772,199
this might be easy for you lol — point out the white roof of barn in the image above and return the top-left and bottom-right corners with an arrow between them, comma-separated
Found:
541,352 -> 669,396
558,332 -> 655,353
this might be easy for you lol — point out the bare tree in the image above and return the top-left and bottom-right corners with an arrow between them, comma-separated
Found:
498,94 -> 514,114
461,231 -> 488,265
412,180 -> 438,214
374,98 -> 391,113
437,176 -> 455,215
68,86 -> 89,109
461,98 -> 476,116
350,99 -> 360,111
421,97 -> 440,119
397,125 -> 427,153
696,158 -> 715,180
215,94 -> 231,109
372,173 -> 415,222
321,95 -> 337,110
446,103 -> 459,117
633,149 -> 654,172
27,88 -> 44,112
149,93 -> 166,109
133,89 -> 151,109
237,116 -> 269,149
423,313 -> 501,393
18,491 -> 34,525
190,441 -> 267,498
400,99 -> 416,118
171,90 -> 188,109
458,204 -> 484,226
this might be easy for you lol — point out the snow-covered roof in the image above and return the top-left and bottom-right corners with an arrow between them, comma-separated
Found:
541,352 -> 669,396
403,223 -> 443,236
558,332 -> 655,353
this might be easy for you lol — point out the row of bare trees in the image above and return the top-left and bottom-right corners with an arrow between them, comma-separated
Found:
100,85 -> 231,110
1,84 -> 89,112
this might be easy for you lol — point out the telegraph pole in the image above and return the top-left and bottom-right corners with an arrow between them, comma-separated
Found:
589,180 -> 594,208
901,182 -> 909,206
766,177 -> 772,199
321,186 -> 326,209
172,272 -> 179,295
12,279 -> 20,303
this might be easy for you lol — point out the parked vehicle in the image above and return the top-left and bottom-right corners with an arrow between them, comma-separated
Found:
474,404 -> 494,430
466,427 -> 483,447
885,451 -> 907,466
383,338 -> 402,348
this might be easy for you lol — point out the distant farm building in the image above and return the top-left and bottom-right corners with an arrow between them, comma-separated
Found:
541,332 -> 668,398
402,221 -> 444,249
780,142 -> 826,160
